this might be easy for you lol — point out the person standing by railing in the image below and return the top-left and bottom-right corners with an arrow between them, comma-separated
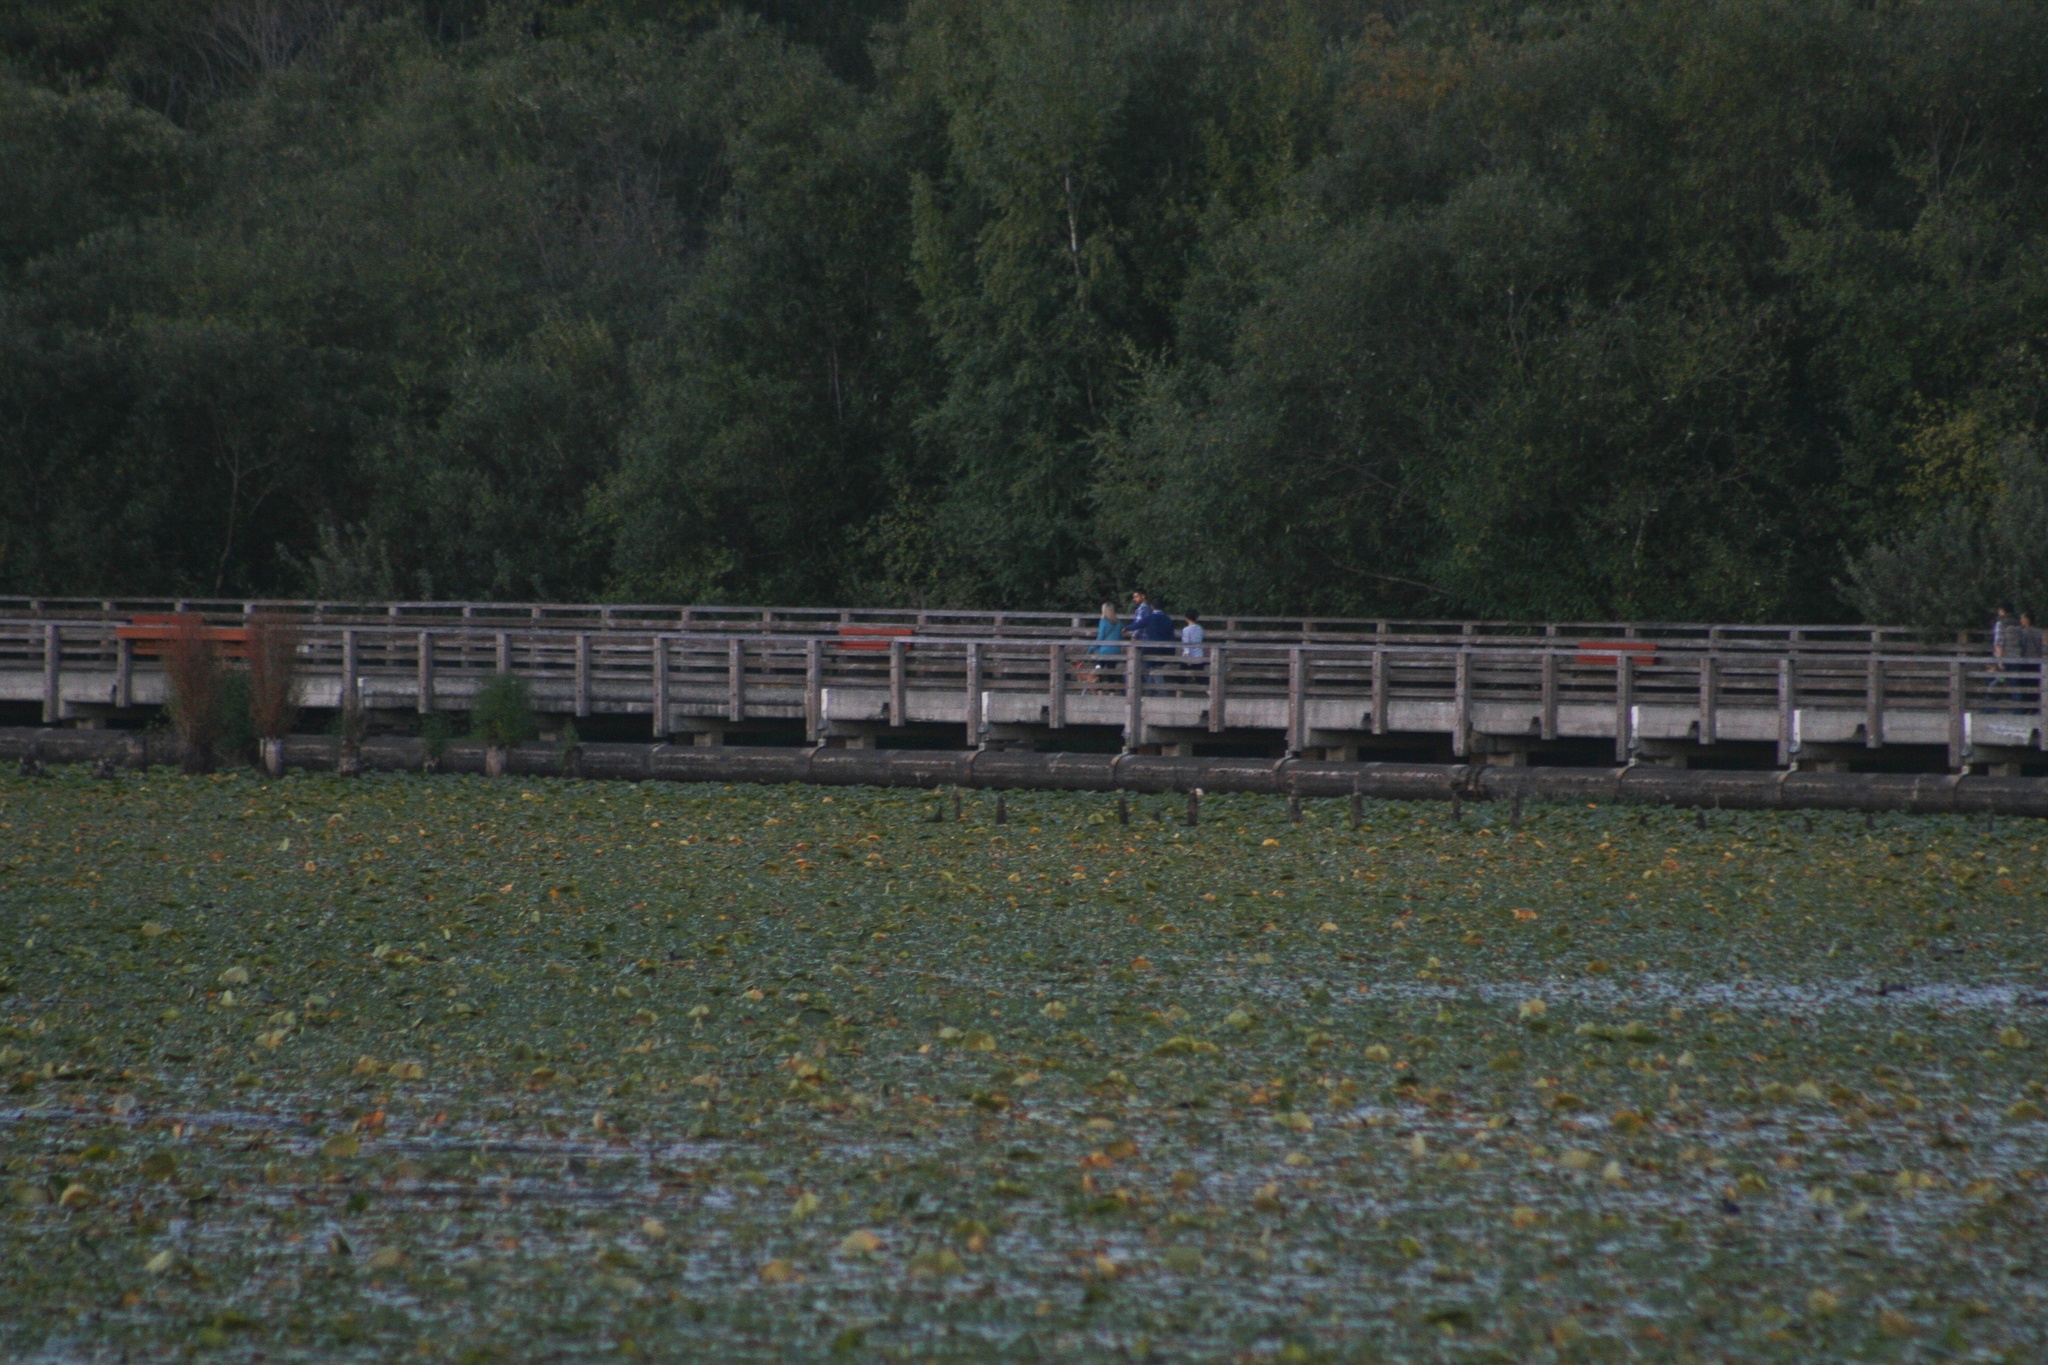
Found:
1994,604 -> 2023,710
1084,602 -> 1120,693
2021,609 -> 2044,712
1178,610 -> 1207,691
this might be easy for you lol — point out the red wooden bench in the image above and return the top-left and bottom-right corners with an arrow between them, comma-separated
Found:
836,625 -> 916,652
115,614 -> 250,659
1575,640 -> 1657,667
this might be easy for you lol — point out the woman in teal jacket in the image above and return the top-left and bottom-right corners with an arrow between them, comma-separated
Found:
1085,603 -> 1120,692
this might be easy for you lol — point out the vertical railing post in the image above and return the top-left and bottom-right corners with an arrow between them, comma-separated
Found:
1539,649 -> 1558,742
1776,657 -> 1796,769
1123,641 -> 1142,752
341,629 -> 359,712
728,638 -> 746,725
1287,647 -> 1306,756
888,639 -> 906,728
1614,652 -> 1634,764
804,638 -> 822,744
42,623 -> 60,724
1948,658 -> 1965,772
494,631 -> 510,675
1451,648 -> 1470,758
1698,654 -> 1716,746
2036,653 -> 2047,752
417,630 -> 435,715
964,641 -> 983,748
115,634 -> 133,710
574,633 -> 592,719
1371,647 -> 1388,735
1207,644 -> 1225,734
1865,656 -> 1883,749
1047,642 -> 1066,730
651,636 -> 670,740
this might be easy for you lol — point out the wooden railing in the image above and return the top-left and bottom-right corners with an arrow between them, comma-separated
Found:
4,618 -> 2037,770
0,595 -> 1987,655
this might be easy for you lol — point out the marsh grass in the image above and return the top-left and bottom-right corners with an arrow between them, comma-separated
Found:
159,618 -> 222,773
245,613 -> 302,742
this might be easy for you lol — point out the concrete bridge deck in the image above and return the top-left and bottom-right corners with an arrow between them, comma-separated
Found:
3,616 -> 2040,774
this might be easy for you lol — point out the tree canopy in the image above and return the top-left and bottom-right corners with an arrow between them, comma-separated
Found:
5,0 -> 2046,627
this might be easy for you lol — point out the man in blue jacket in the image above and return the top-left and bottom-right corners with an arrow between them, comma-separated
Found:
1126,590 -> 1177,693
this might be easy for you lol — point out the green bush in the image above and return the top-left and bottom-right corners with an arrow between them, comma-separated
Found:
219,671 -> 255,764
470,674 -> 538,748
422,713 -> 455,760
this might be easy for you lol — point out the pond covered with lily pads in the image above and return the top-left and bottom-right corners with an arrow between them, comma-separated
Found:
2,769 -> 2045,1362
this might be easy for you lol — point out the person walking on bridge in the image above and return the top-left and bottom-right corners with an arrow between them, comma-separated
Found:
1084,602 -> 1120,693
1994,604 -> 2024,711
1126,590 -> 1176,694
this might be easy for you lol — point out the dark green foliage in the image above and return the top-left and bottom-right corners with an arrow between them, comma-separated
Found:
5,0 -> 2048,622
421,711 -> 455,760
1842,439 -> 2048,630
218,670 -> 255,765
469,673 -> 538,748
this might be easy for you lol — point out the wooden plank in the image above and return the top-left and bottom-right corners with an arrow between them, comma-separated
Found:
1539,650 -> 1557,741
1124,642 -> 1141,751
1777,657 -> 1796,768
1287,647 -> 1306,755
1371,648 -> 1388,735
417,630 -> 435,714
1614,654 -> 1634,763
1451,649 -> 1470,758
964,641 -> 983,747
804,638 -> 822,743
1048,643 -> 1066,730
115,636 -> 133,709
651,636 -> 670,740
1208,645 -> 1225,734
1948,659 -> 1965,771
728,638 -> 746,724
574,634 -> 592,719
1865,657 -> 1882,748
1698,653 -> 1716,745
888,639 -> 906,727
2037,659 -> 2048,753
42,623 -> 59,724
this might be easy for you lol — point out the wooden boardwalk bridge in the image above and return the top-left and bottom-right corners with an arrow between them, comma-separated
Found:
0,596 -> 2036,774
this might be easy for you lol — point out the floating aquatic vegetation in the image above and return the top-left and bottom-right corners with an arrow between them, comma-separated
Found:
1,769 -> 2045,1361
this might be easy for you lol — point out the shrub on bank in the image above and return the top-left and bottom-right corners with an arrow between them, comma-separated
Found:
471,674 -> 538,749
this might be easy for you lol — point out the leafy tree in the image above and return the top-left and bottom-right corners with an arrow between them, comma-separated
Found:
6,0 -> 2048,626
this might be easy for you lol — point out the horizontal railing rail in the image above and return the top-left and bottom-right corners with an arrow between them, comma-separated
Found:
0,596 -> 1991,655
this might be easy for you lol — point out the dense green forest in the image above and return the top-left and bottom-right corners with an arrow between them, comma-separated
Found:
4,0 -> 2047,624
